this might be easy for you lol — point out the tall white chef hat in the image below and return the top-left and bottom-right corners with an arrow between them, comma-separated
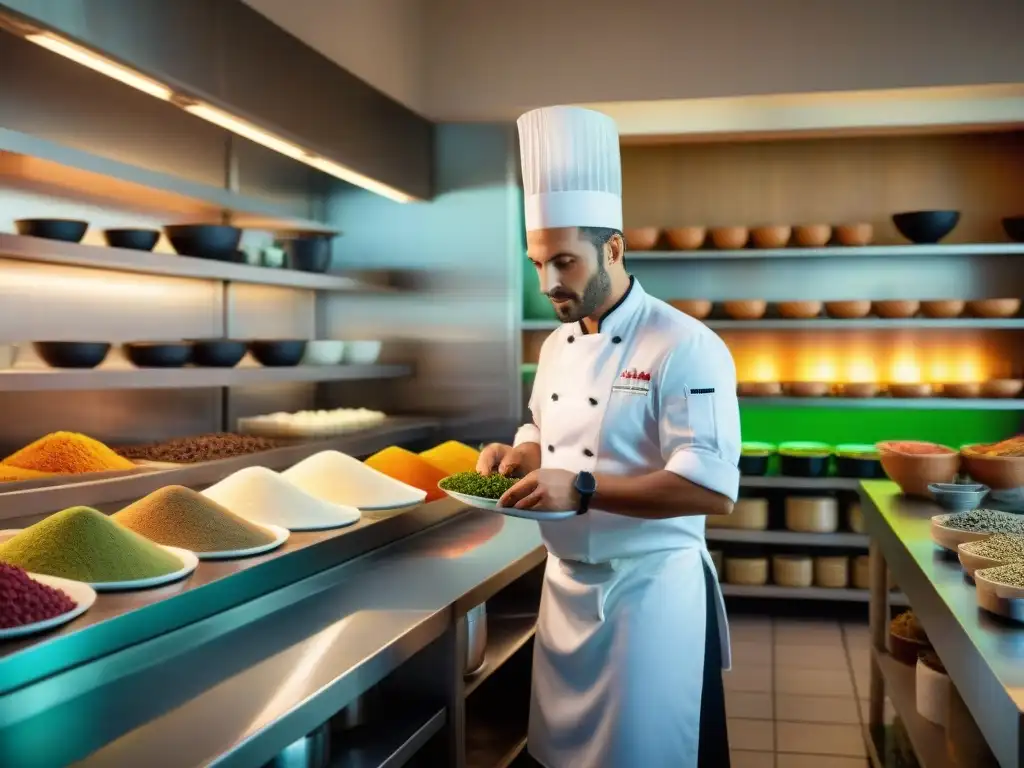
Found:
517,105 -> 622,233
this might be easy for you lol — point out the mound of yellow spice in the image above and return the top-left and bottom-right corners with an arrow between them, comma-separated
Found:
0,466 -> 53,483
3,432 -> 135,474
420,441 -> 481,475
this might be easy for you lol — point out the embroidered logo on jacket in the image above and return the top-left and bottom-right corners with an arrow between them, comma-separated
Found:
611,368 -> 652,396
689,387 -> 716,395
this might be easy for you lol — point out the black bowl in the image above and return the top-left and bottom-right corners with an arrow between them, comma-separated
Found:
164,225 -> 243,261
739,454 -> 770,476
33,341 -> 111,369
15,219 -> 89,243
282,237 -> 333,273
836,455 -> 884,479
124,342 -> 193,368
1002,216 -> 1024,243
249,340 -> 307,367
190,340 -> 247,368
103,229 -> 161,251
892,210 -> 960,244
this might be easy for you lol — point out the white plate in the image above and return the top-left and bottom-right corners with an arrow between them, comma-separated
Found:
439,485 -> 578,521
0,573 -> 96,640
0,531 -> 198,591
929,514 -> 993,552
195,524 -> 290,560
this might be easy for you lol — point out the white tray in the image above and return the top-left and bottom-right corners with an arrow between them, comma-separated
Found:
439,485 -> 578,521
0,573 -> 96,640
195,524 -> 290,560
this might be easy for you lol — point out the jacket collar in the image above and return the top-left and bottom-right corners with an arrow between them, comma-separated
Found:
577,275 -> 643,337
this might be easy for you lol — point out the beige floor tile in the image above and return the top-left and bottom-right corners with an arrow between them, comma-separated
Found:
775,643 -> 848,669
732,640 -> 773,667
777,754 -> 870,768
726,690 -> 774,720
730,750 -> 775,768
775,667 -> 855,697
852,667 -> 872,699
724,665 -> 773,693
776,721 -> 867,757
728,718 -> 775,751
841,621 -> 871,643
730,616 -> 774,643
775,620 -> 844,647
776,694 -> 861,724
859,697 -> 896,725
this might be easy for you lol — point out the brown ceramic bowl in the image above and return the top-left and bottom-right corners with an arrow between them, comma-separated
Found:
793,224 -> 832,248
750,225 -> 792,249
784,381 -> 831,397
888,382 -> 934,398
825,300 -> 872,319
664,227 -> 706,250
777,301 -> 823,319
669,299 -> 713,319
967,299 -> 1021,318
710,226 -> 749,250
839,382 -> 880,398
873,300 -> 920,319
877,441 -> 960,497
942,382 -> 982,399
623,227 -> 660,251
981,379 -> 1024,399
723,300 -> 767,320
834,223 -> 874,246
738,381 -> 782,397
961,444 -> 1024,489
920,300 -> 966,319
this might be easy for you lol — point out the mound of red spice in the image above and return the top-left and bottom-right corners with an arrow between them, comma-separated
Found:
0,563 -> 77,629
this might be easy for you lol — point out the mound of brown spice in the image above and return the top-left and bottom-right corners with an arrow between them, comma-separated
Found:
113,485 -> 276,553
3,432 -> 135,474
116,433 -> 284,464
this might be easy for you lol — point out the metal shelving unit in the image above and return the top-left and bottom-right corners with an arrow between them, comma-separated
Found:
740,476 -> 862,491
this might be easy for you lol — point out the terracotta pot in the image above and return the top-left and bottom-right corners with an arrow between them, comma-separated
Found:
967,299 -> 1021,318
723,300 -> 767,320
981,379 -> 1024,399
834,222 -> 874,246
784,381 -> 831,397
825,300 -> 872,319
793,224 -> 832,248
873,300 -> 920,319
961,445 -> 1024,490
738,381 -> 782,397
750,225 -> 792,249
888,382 -> 933,398
623,227 -> 660,251
778,301 -> 823,319
920,300 -> 965,318
942,382 -> 981,399
877,440 -> 960,497
839,382 -> 880,398
663,226 -> 706,250
669,299 -> 712,319
709,226 -> 749,250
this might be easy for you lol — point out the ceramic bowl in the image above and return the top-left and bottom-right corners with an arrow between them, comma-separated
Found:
124,342 -> 193,368
302,340 -> 345,366
957,540 -> 1005,578
343,341 -> 383,365
834,223 -> 873,246
668,300 -> 712,319
709,226 -> 749,250
190,340 -> 247,368
248,340 -> 307,367
920,300 -> 965,318
892,210 -> 960,244
723,300 -> 767,320
1002,216 -> 1024,243
942,382 -> 981,399
825,300 -> 872,319
877,441 -> 960,497
777,301 -> 822,319
750,225 -> 791,249
967,299 -> 1021,318
930,483 -> 989,514
165,225 -> 243,261
930,513 -> 991,552
783,381 -> 830,397
981,379 -> 1024,399
839,382 -> 880,398
873,300 -> 920,319
888,383 -> 933,398
15,218 -> 89,243
32,341 -> 111,369
793,224 -> 832,247
623,228 -> 660,250
663,227 -> 706,250
103,229 -> 161,251
737,381 -> 782,397
960,445 -> 1024,490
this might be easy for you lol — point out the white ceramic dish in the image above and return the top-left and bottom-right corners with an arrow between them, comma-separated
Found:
956,541 -> 1006,577
929,513 -> 993,552
302,340 -> 345,366
0,573 -> 96,640
195,524 -> 290,560
439,485 -> 577,521
344,341 -> 382,365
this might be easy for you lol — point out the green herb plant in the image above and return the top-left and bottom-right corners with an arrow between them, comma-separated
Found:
440,471 -> 518,500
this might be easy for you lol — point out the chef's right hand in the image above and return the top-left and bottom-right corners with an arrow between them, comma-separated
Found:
476,443 -> 538,477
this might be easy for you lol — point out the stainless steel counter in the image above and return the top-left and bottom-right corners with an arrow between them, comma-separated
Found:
860,480 -> 1024,768
0,508 -> 545,767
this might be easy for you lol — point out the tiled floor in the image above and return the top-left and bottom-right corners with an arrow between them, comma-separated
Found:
726,616 -> 893,767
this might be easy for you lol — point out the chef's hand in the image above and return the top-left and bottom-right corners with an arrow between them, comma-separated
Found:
476,443 -> 540,477
499,469 -> 579,512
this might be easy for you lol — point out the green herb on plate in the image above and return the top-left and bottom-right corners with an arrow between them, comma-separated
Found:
440,471 -> 518,500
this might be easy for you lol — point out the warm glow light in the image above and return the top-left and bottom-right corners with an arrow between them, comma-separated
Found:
184,103 -> 308,161
26,33 -> 173,101
304,157 -> 416,204
749,355 -> 779,383
801,356 -> 838,383
845,357 -> 878,383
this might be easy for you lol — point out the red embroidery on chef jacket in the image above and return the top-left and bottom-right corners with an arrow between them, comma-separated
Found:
611,368 -> 652,396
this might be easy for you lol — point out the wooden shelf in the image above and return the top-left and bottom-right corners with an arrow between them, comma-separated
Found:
707,529 -> 868,547
629,243 -> 1024,261
332,707 -> 446,768
523,317 -> 1024,331
721,584 -> 909,605
741,475 -> 862,490
740,397 -> 1024,410
0,234 -> 391,292
464,615 -> 537,697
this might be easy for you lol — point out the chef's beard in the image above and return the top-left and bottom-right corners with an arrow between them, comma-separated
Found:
548,262 -> 612,323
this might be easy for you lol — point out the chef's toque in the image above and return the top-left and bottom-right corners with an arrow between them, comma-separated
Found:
517,105 -> 622,233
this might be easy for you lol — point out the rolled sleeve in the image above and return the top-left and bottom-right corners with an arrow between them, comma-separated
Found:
514,423 -> 541,447
658,334 -> 741,501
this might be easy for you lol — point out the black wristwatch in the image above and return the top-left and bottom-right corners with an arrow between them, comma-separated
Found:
574,471 -> 596,515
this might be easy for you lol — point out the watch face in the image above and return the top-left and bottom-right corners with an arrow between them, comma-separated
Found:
576,471 -> 596,495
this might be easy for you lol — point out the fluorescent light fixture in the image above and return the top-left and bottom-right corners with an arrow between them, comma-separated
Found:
304,157 -> 415,203
26,32 -> 173,101
184,103 -> 308,161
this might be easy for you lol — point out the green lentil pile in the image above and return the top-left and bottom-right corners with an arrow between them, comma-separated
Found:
977,562 -> 1024,588
940,509 -> 1024,535
440,471 -> 518,500
960,534 -> 1024,561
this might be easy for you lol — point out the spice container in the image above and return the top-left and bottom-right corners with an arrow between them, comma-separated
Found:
739,442 -> 775,476
772,554 -> 813,587
852,555 -> 870,589
725,556 -> 769,586
786,496 -> 839,533
814,555 -> 849,588
848,502 -> 864,533
778,442 -> 833,477
915,651 -> 950,727
708,497 -> 768,530
835,444 -> 883,478
889,610 -> 930,665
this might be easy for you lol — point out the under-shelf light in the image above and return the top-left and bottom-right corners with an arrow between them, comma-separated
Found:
183,103 -> 308,161
304,157 -> 415,204
26,32 -> 173,101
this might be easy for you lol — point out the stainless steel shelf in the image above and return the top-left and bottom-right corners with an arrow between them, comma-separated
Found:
333,707 -> 447,768
741,475 -> 863,491
739,397 -> 1024,410
706,529 -> 868,547
629,243 -> 1024,261
721,584 -> 909,605
523,317 -> 1024,331
0,234 -> 391,291
0,363 -> 412,392
464,615 -> 537,697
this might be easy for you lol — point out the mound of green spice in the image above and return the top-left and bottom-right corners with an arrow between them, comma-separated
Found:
440,471 -> 518,500
0,505 -> 182,583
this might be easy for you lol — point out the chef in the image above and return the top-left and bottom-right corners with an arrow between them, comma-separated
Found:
477,105 -> 741,768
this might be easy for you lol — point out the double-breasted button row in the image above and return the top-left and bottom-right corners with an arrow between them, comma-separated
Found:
546,445 -> 595,458
566,335 -> 622,344
548,393 -> 598,406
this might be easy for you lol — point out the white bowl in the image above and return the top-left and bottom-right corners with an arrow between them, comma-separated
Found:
302,340 -> 345,366
344,341 -> 382,365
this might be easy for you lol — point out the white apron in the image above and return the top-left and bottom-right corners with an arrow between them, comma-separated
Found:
516,280 -> 739,768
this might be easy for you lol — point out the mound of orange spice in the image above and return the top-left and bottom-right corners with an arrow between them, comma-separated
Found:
365,446 -> 448,502
3,432 -> 135,475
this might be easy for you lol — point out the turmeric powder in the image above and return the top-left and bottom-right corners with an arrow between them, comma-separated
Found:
365,446 -> 448,502
3,432 -> 135,474
420,441 -> 481,475
0,466 -> 52,483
